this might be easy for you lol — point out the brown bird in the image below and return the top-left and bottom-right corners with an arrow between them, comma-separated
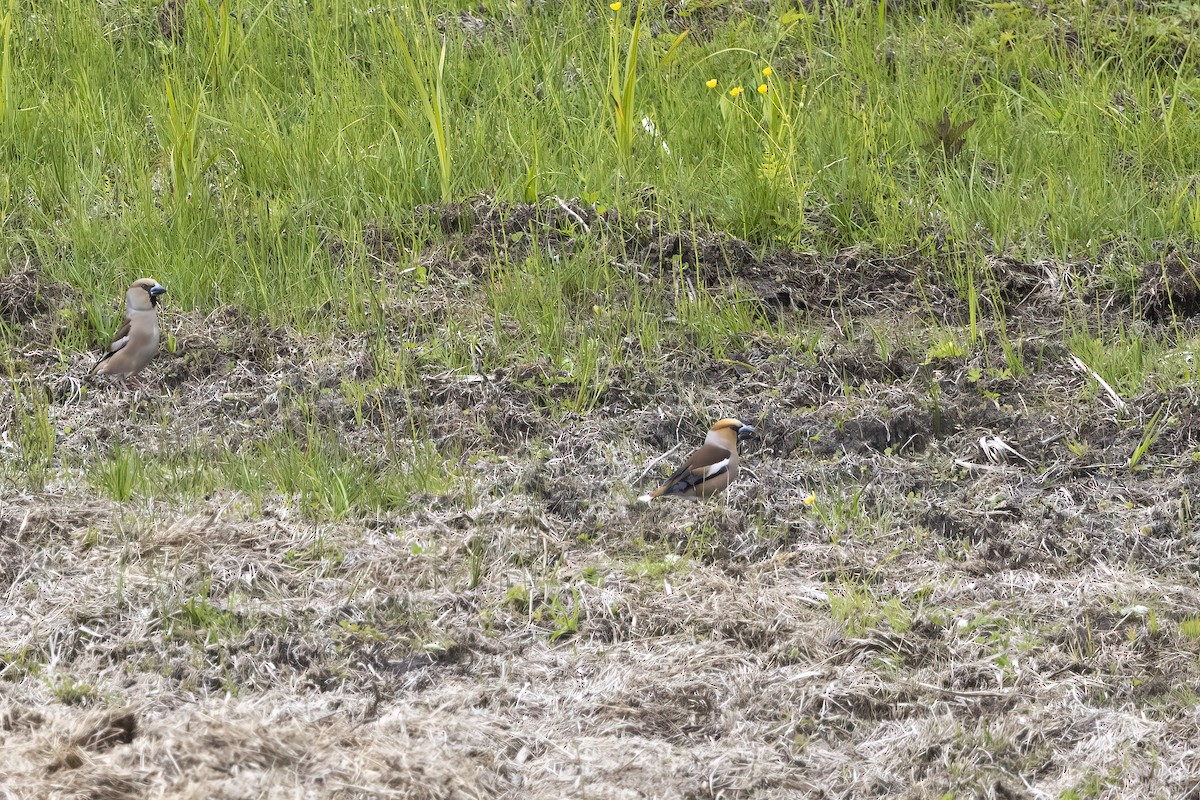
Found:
640,417 -> 755,501
91,278 -> 167,379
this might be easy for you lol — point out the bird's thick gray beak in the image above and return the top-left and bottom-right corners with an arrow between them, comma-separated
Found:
737,424 -> 755,438
149,284 -> 167,298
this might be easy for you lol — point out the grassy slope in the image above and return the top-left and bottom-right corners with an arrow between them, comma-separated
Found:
4,1 -> 1200,797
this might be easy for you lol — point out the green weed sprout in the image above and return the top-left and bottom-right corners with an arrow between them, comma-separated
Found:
606,0 -> 643,168
162,69 -> 208,202
0,0 -> 13,127
388,9 -> 453,202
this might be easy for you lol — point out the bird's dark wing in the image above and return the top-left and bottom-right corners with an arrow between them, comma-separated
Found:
654,443 -> 732,496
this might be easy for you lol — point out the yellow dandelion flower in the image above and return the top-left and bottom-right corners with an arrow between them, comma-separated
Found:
762,66 -> 773,76
757,83 -> 768,94
729,86 -> 743,97
610,1 -> 621,9
803,494 -> 817,506
706,78 -> 717,89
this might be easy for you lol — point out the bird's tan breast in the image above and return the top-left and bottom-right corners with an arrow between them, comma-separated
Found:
97,311 -> 161,376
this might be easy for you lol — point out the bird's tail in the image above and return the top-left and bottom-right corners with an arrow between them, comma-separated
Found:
638,485 -> 667,503
89,351 -> 114,375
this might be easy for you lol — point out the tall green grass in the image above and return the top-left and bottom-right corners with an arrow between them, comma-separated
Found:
4,1 -> 1200,324
78,429 -> 458,520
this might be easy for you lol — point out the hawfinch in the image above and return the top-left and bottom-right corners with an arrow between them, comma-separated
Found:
640,417 -> 755,501
90,278 -> 167,378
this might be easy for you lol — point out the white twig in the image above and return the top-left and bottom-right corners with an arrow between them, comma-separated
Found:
979,435 -> 1033,466
634,442 -> 682,484
1070,354 -> 1127,411
632,442 -> 684,502
909,681 -> 1014,699
552,196 -> 589,233
954,458 -> 1010,474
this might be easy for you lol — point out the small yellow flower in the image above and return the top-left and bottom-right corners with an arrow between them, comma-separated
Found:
729,86 -> 743,97
610,1 -> 621,9
706,78 -> 717,89
762,66 -> 773,76
757,84 -> 768,94
804,494 -> 816,506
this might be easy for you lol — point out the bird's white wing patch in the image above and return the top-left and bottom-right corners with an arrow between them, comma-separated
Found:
108,335 -> 130,352
700,457 -> 730,478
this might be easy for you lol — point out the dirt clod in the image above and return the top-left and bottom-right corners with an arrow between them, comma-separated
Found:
0,270 -> 52,325
1137,253 -> 1200,321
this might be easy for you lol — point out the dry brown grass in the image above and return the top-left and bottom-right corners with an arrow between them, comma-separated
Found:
4,484 -> 1200,798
